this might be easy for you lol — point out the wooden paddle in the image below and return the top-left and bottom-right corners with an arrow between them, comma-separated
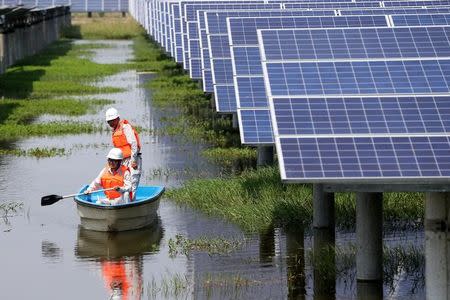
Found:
41,187 -> 116,206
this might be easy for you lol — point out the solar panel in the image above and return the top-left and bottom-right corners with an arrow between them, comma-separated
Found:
226,14 -> 389,143
284,2 -> 381,9
231,13 -> 450,145
271,95 -> 450,135
181,2 -> 272,74
339,6 -> 450,16
260,26 -> 450,183
278,136 -> 450,182
211,15 -> 392,114
384,0 -> 450,7
260,27 -> 450,61
201,9 -> 336,93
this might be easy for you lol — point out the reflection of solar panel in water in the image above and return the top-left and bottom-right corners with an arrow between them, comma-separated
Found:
233,13 -> 450,145
201,9 -> 336,94
259,26 -> 450,183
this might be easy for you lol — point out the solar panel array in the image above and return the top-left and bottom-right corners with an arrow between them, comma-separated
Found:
1,0 -> 129,12
129,0 -> 450,184
260,25 -> 450,182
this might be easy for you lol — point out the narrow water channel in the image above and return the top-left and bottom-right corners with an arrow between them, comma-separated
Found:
0,40 -> 430,299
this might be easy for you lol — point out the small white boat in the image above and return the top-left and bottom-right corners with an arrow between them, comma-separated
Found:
74,185 -> 165,232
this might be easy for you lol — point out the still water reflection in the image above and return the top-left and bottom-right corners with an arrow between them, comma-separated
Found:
75,220 -> 163,299
0,40 -> 435,299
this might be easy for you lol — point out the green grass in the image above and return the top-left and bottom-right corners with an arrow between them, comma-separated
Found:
0,41 -> 126,99
167,166 -> 424,233
63,14 -> 146,40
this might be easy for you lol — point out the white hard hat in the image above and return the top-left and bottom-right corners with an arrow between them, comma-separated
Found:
107,148 -> 123,160
105,107 -> 120,121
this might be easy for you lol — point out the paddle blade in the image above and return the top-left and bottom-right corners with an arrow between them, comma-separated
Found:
41,194 -> 63,206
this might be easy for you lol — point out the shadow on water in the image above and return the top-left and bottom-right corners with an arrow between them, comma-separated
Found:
0,40 -> 72,99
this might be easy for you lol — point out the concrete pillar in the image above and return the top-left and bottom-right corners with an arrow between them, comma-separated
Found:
313,184 -> 335,229
356,192 -> 383,281
0,33 -> 5,74
232,112 -> 238,129
257,145 -> 274,167
425,192 -> 450,300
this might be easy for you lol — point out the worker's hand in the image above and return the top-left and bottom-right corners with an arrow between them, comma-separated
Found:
114,186 -> 121,191
131,161 -> 138,170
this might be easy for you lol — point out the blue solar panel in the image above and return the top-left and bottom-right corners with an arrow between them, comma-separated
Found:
271,96 -> 450,135
182,2 -> 277,77
384,0 -> 450,7
284,2 -> 381,9
201,9 -> 336,92
392,13 -> 450,25
339,7 -> 450,16
226,15 -> 389,144
278,136 -> 450,181
214,85 -> 237,112
231,15 -> 450,145
264,60 -> 450,96
260,26 -> 450,61
239,109 -> 274,144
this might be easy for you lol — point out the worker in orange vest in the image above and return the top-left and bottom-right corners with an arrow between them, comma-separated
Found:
105,107 -> 141,200
85,148 -> 132,205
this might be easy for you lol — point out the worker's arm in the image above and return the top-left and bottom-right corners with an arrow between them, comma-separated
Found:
86,167 -> 106,193
123,123 -> 139,167
116,170 -> 132,193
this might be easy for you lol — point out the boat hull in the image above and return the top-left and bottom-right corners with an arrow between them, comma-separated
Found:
74,186 -> 164,232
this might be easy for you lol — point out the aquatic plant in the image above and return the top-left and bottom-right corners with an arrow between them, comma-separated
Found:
147,273 -> 192,300
0,202 -> 23,225
168,234 -> 244,257
167,166 -> 425,233
0,147 -> 67,158
305,243 -> 424,295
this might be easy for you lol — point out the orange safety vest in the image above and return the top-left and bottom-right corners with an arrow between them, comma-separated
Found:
112,120 -> 141,159
101,260 -> 130,300
100,165 -> 129,199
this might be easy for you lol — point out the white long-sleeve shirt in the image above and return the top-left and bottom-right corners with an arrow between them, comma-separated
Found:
87,166 -> 131,194
121,122 -> 139,165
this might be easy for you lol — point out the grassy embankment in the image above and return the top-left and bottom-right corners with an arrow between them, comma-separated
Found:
0,15 -> 148,157
122,16 -> 426,233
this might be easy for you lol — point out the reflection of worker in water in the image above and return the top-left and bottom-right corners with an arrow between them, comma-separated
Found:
101,258 -> 143,300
